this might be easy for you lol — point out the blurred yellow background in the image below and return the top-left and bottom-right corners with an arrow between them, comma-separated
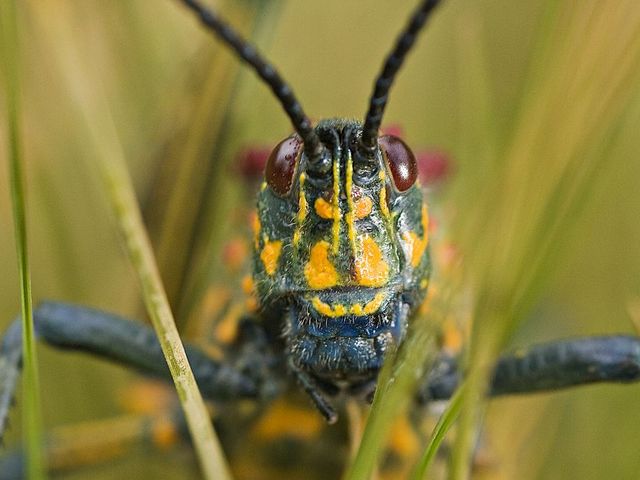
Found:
1,0 -> 639,478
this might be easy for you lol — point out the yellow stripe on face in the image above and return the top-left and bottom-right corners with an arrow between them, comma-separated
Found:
312,297 -> 347,317
332,154 -> 341,254
401,205 -> 429,268
260,239 -> 282,276
347,292 -> 387,317
354,235 -> 389,287
293,173 -> 307,246
345,149 -> 357,254
311,292 -> 387,318
304,240 -> 339,289
379,170 -> 391,219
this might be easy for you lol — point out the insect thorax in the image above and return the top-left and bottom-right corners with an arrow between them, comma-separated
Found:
252,119 -> 430,393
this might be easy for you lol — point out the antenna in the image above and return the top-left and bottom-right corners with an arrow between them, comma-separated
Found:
360,0 -> 442,153
178,0 -> 325,159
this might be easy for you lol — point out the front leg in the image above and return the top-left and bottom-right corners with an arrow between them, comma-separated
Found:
0,301 -> 265,440
420,335 -> 640,402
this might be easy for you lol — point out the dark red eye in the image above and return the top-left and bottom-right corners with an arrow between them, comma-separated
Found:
379,135 -> 417,192
265,135 -> 302,196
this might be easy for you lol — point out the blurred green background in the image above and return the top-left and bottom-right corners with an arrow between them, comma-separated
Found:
1,0 -> 639,478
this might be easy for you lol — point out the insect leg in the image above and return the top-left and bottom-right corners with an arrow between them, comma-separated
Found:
0,301 -> 262,439
419,335 -> 640,402
288,359 -> 338,424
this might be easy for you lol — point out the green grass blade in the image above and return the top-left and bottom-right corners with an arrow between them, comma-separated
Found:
344,321 -> 439,480
24,5 -> 233,478
98,143 -> 233,480
0,2 -> 45,479
410,383 -> 466,480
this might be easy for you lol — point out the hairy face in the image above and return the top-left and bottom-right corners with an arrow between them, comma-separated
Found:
252,119 -> 430,384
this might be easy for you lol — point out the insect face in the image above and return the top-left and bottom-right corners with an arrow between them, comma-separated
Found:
253,118 -> 431,394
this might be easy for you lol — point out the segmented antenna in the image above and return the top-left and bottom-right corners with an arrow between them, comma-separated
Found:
360,0 -> 442,153
179,0 -> 324,159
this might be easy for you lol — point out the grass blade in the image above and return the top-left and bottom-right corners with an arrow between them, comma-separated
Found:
25,4 -> 233,478
0,1 -> 45,478
410,383 -> 465,480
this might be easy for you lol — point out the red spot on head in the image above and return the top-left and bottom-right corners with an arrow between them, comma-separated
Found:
235,146 -> 272,180
416,150 -> 452,185
381,124 -> 405,138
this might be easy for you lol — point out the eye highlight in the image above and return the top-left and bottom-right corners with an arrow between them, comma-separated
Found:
265,135 -> 303,196
379,135 -> 417,192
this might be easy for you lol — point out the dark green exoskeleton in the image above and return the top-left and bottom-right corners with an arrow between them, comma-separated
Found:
1,0 -> 640,477
253,119 -> 430,422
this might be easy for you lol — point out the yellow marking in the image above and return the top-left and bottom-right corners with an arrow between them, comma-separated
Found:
294,173 -> 307,246
251,210 -> 261,249
241,275 -> 254,295
347,292 -> 387,317
252,398 -> 323,441
354,195 -> 373,219
119,380 -> 175,415
222,237 -> 248,272
260,239 -> 282,276
312,297 -> 347,317
304,240 -> 339,289
245,296 -> 258,312
332,155 -> 341,253
314,197 -> 334,219
379,170 -> 391,219
354,235 -> 389,287
152,417 -> 179,450
345,150 -> 357,253
402,205 -> 430,267
442,318 -> 464,354
388,415 -> 420,459
242,275 -> 258,312
214,302 -> 244,344
260,181 -> 267,191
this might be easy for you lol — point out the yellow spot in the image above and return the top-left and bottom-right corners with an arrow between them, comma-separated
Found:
442,319 -> 464,354
332,156 -> 341,253
402,205 -> 429,268
152,417 -> 179,450
379,170 -> 390,219
222,237 -> 248,272
214,302 -> 244,344
251,211 -> 261,249
241,275 -> 254,295
314,197 -> 334,219
294,173 -> 307,246
119,380 -> 174,415
354,196 -> 373,218
312,297 -> 347,317
354,236 -> 389,287
388,415 -> 420,459
348,292 -> 387,317
252,398 -> 323,440
304,241 -> 339,289
245,296 -> 258,312
362,292 -> 386,314
260,239 -> 282,276
242,275 -> 258,312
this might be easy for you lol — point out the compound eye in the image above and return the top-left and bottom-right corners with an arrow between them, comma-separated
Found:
379,135 -> 417,192
265,135 -> 302,196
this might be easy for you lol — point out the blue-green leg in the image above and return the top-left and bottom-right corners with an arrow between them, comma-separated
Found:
0,301 -> 265,440
421,335 -> 640,402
